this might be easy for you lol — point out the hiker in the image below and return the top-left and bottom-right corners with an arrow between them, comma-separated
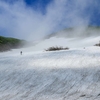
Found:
20,51 -> 22,55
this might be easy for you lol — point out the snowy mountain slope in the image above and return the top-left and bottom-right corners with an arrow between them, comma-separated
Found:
0,46 -> 100,100
46,26 -> 100,38
19,36 -> 100,52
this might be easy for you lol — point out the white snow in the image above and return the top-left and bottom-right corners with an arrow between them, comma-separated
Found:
0,37 -> 100,100
18,36 -> 100,52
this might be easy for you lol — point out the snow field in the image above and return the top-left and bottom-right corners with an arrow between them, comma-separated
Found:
0,46 -> 100,100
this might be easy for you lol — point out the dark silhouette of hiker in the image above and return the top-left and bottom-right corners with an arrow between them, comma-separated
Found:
20,51 -> 22,55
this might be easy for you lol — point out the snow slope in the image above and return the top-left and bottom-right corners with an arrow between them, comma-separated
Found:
21,36 -> 100,51
0,36 -> 100,100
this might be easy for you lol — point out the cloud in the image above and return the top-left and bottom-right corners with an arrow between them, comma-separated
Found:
0,0 -> 99,40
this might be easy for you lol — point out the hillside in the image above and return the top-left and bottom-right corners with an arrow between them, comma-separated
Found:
0,36 -> 26,52
25,26 -> 100,51
45,26 -> 100,39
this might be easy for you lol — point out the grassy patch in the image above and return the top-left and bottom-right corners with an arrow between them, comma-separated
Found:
94,41 -> 100,47
45,46 -> 69,51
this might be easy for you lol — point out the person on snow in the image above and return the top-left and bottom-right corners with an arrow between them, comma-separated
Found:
20,51 -> 22,55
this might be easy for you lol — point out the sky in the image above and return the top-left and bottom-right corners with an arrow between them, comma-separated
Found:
0,0 -> 100,40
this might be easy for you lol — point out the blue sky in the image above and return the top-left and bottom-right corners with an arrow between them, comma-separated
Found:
0,0 -> 100,40
25,0 -> 52,11
21,0 -> 100,25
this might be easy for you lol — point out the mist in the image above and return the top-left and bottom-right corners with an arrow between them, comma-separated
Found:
0,0 -> 99,41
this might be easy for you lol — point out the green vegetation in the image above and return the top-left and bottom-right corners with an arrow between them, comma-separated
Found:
0,36 -> 26,52
94,41 -> 100,47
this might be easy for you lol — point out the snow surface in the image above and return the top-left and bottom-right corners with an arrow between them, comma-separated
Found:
21,36 -> 100,51
0,37 -> 100,100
